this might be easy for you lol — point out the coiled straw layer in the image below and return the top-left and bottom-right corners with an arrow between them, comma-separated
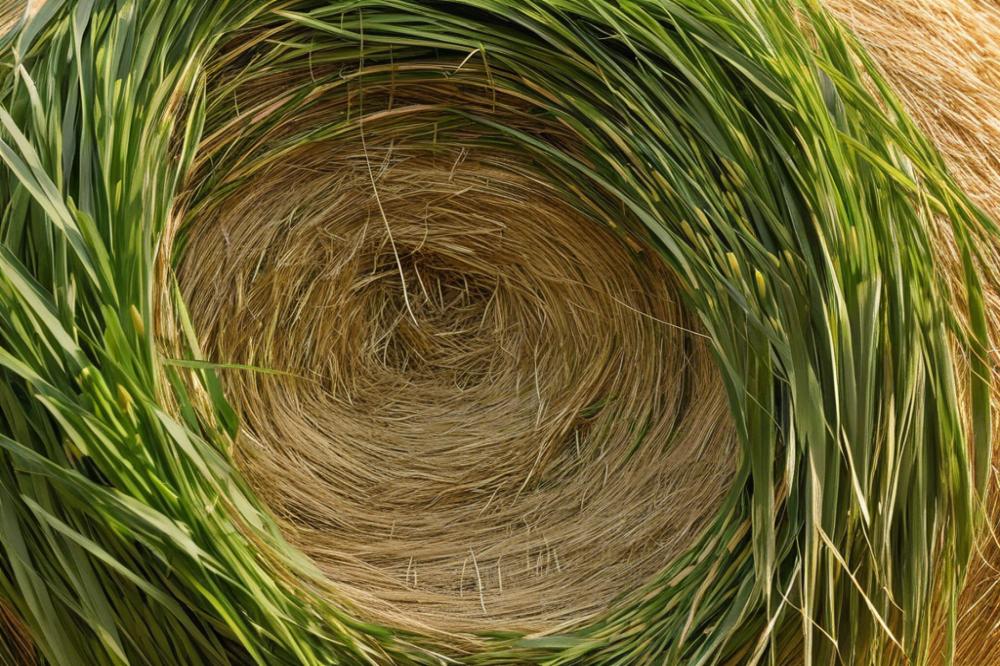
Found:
175,86 -> 737,634
0,1 -> 996,665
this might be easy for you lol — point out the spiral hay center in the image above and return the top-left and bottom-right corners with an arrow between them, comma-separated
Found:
174,85 -> 737,634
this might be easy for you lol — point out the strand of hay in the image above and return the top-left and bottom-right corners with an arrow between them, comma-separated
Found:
0,1 -> 995,664
0,601 -> 37,665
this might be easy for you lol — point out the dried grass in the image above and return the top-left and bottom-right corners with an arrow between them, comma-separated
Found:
0,0 -> 37,35
169,75 -> 737,638
0,601 -> 36,665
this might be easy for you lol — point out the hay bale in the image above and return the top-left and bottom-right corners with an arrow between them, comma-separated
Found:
173,120 -> 737,635
0,1 -> 996,664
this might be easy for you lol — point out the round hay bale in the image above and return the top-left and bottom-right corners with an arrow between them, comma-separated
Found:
0,1 -> 996,665
173,101 -> 737,635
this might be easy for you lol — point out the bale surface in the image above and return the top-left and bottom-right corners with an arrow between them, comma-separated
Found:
174,100 -> 736,633
0,1 -> 997,665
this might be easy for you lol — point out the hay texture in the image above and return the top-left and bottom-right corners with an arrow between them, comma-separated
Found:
824,2 -> 1000,662
174,104 -> 736,634
0,1 -> 997,665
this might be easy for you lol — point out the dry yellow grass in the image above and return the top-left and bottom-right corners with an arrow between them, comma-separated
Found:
0,0 -> 38,35
170,73 -> 738,639
0,601 -> 36,665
